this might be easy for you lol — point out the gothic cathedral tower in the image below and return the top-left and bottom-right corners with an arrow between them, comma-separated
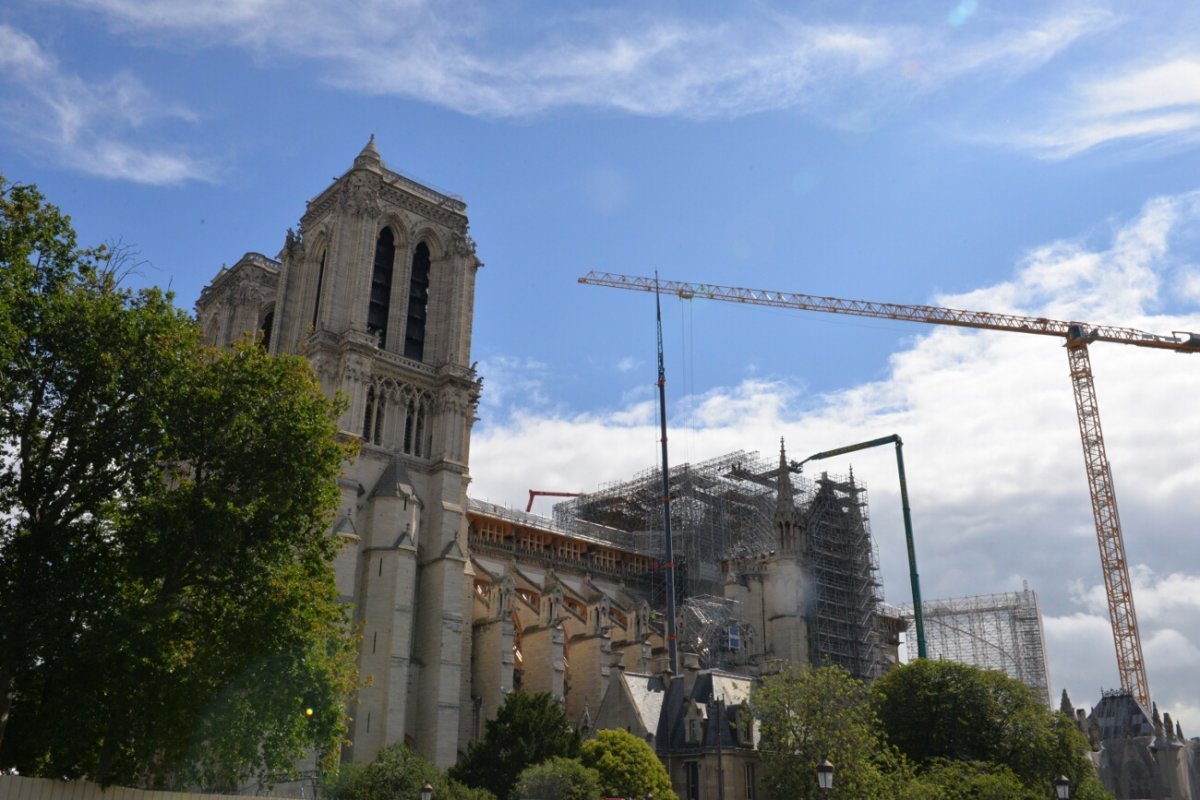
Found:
196,138 -> 482,768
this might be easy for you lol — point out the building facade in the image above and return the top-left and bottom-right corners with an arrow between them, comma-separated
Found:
197,143 -> 905,797
198,138 -> 482,767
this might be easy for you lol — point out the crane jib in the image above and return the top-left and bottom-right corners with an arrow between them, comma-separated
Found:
579,271 -> 1200,352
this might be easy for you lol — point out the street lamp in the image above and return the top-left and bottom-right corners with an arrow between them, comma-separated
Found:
1054,775 -> 1070,799
817,759 -> 834,794
420,781 -> 433,800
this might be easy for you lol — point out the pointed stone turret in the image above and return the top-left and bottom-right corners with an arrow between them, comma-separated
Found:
776,438 -> 794,509
774,439 -> 803,554
355,133 -> 383,169
1176,721 -> 1184,739
1060,689 -> 1074,717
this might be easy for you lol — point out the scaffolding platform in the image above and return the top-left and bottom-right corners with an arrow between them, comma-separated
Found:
900,585 -> 1052,704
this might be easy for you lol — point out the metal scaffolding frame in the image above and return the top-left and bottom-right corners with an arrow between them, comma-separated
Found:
805,471 -> 887,680
554,450 -> 782,598
553,449 -> 892,679
901,586 -> 1052,704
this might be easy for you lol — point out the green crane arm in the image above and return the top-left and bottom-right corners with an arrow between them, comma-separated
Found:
798,434 -> 927,659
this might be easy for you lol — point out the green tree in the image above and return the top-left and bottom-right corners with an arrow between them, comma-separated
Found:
750,664 -> 898,800
451,692 -> 581,800
325,743 -> 496,800
325,742 -> 442,800
513,756 -> 601,800
872,660 -> 1109,799
578,729 -> 677,800
898,760 -> 1040,800
0,178 -> 359,788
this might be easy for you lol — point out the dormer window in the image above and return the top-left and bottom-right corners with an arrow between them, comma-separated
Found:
736,712 -> 755,747
684,704 -> 705,745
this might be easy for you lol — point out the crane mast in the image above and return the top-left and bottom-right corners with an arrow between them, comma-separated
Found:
580,270 -> 1200,708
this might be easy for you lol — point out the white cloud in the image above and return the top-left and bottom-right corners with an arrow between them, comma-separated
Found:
57,1 -> 1110,121
476,355 -> 551,417
1144,627 -> 1200,670
1180,269 -> 1200,302
473,187 -> 1200,713
0,24 -> 211,185
615,356 -> 641,373
926,9 -> 1112,85
999,57 -> 1200,158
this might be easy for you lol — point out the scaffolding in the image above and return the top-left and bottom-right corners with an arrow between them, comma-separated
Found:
900,586 -> 1051,704
553,449 -> 891,679
678,594 -> 743,669
805,471 -> 887,681
554,450 -> 782,598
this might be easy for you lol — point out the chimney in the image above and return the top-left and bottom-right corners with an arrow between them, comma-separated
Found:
682,652 -> 701,697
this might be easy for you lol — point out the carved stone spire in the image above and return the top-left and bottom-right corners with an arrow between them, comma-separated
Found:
355,134 -> 383,169
775,438 -> 803,553
1060,689 -> 1074,716
776,438 -> 794,510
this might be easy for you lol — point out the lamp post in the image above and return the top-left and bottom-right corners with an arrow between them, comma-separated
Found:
1054,775 -> 1070,799
420,781 -> 433,800
817,759 -> 834,796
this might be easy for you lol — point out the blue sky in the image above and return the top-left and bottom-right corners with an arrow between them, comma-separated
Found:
3,0 -> 1199,726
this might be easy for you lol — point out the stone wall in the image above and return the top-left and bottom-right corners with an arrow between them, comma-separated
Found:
0,776 -> 256,800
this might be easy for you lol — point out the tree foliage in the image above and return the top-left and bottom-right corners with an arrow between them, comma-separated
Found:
513,756 -> 601,800
0,178 -> 358,788
898,760 -> 1040,800
324,743 -> 495,800
578,729 -> 677,800
451,692 -> 581,800
751,665 -> 899,800
872,660 -> 1109,800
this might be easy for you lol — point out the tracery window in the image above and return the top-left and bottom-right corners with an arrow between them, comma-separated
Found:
259,309 -> 274,351
311,250 -> 326,328
368,229 -> 395,346
404,241 -> 431,361
362,386 -> 385,446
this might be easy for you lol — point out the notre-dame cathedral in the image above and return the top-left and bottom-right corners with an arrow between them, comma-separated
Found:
196,139 -> 901,800
199,137 -> 485,768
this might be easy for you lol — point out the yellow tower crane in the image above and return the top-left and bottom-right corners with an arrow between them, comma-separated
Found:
579,270 -> 1200,708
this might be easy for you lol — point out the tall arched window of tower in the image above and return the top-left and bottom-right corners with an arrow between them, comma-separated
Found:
368,229 -> 396,347
259,308 -> 274,351
311,250 -> 327,329
404,241 -> 431,361
363,386 -> 385,446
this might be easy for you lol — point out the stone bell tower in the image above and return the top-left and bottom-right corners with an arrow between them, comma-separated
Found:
197,137 -> 483,767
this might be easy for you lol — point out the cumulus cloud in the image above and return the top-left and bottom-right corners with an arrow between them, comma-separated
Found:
0,24 -> 212,185
473,187 -> 1200,712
